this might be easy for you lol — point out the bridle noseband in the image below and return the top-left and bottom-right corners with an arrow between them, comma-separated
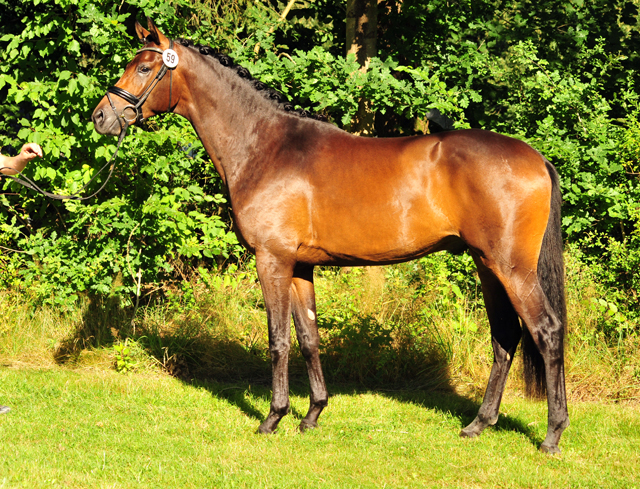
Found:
1,39 -> 178,201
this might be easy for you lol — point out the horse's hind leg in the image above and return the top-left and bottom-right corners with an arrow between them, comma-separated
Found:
461,261 -> 522,438
506,275 -> 569,453
291,265 -> 328,431
477,258 -> 569,453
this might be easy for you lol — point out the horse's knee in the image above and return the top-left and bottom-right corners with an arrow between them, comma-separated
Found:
269,345 -> 290,363
299,341 -> 319,360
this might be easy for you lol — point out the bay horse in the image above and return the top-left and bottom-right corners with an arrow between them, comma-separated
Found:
91,19 -> 569,453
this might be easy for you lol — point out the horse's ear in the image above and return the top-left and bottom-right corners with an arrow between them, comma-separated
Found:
146,17 -> 169,47
135,20 -> 150,43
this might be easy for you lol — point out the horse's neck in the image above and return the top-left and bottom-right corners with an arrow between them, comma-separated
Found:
179,55 -> 289,188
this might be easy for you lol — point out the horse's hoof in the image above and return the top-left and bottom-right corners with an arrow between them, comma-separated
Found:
460,420 -> 485,438
0,406 -> 10,415
540,443 -> 561,455
459,428 -> 479,439
299,420 -> 318,433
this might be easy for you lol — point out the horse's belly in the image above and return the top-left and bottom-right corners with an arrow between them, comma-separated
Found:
297,204 -> 456,265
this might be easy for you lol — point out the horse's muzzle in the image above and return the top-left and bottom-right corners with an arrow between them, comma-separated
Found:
92,105 -> 121,136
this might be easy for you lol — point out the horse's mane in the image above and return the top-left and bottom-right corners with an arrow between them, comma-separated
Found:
174,38 -> 327,122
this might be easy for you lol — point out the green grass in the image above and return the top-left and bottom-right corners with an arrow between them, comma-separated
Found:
1,367 -> 639,488
1,251 -> 639,487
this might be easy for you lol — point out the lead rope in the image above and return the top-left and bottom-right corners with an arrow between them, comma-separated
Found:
0,124 -> 129,201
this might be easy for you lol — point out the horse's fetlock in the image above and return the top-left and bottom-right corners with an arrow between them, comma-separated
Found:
553,415 -> 570,432
313,397 -> 328,408
271,402 -> 290,417
478,413 -> 498,426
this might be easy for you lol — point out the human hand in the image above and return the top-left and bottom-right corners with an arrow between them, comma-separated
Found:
0,142 -> 43,175
18,142 -> 43,161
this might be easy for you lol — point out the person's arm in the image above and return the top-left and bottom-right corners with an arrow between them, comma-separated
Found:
0,143 -> 43,176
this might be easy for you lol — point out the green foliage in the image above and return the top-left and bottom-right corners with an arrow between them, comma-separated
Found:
373,0 -> 640,262
588,298 -> 634,348
0,0 -> 242,307
0,0 -> 639,340
313,262 -> 483,388
113,339 -> 135,373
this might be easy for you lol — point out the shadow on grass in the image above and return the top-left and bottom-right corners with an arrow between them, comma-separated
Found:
183,377 -> 542,448
53,294 -> 126,363
53,294 -> 542,448
377,388 -> 542,445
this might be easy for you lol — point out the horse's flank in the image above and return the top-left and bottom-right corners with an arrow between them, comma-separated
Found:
236,130 -> 547,267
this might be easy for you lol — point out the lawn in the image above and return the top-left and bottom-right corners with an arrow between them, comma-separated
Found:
1,367 -> 638,488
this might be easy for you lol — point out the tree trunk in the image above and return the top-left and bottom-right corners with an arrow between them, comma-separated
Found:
346,0 -> 377,69
346,0 -> 378,135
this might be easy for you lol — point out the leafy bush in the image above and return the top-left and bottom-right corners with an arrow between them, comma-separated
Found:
0,0 -> 242,307
1,0 -> 639,341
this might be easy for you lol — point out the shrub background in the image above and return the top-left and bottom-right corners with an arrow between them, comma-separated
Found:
1,0 -> 638,366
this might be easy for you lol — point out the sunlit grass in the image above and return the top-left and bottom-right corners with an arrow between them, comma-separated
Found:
1,368 -> 638,488
1,249 -> 639,487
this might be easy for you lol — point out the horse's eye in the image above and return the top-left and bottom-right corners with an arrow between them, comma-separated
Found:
139,65 -> 151,74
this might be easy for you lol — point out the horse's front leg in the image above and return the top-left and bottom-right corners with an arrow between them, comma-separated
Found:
255,252 -> 295,434
291,265 -> 328,431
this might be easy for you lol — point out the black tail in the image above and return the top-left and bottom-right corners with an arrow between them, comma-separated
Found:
522,159 -> 566,398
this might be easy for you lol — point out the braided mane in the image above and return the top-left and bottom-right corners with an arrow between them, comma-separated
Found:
174,38 -> 327,122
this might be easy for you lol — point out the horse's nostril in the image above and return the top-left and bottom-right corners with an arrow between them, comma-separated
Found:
92,109 -> 104,126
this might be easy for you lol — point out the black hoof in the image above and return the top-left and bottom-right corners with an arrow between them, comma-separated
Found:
460,418 -> 487,438
459,428 -> 479,439
299,420 -> 318,433
540,443 -> 561,455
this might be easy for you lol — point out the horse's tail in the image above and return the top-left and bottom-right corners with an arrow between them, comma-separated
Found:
522,159 -> 566,398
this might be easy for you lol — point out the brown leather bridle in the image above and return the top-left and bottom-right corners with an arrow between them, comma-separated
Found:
106,39 -> 177,129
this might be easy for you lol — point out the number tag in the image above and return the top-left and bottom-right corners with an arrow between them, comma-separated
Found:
162,49 -> 179,69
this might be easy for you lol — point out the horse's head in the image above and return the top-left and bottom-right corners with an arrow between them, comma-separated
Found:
92,18 -> 182,136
